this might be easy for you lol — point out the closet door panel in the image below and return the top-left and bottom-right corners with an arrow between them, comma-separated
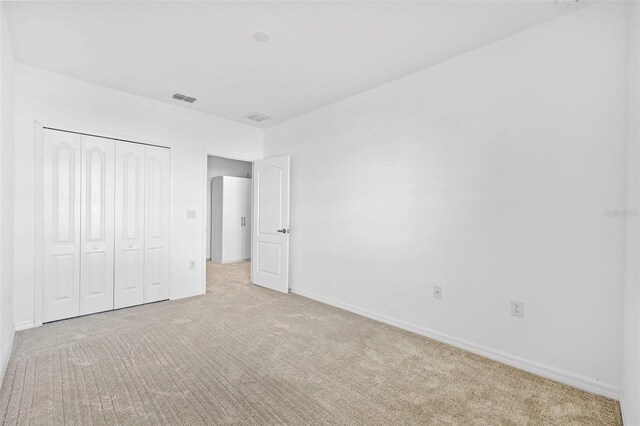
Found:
222,177 -> 244,262
43,130 -> 82,322
80,136 -> 115,315
114,142 -> 145,309
144,146 -> 170,303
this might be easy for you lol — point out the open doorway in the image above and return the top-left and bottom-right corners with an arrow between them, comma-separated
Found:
206,155 -> 253,292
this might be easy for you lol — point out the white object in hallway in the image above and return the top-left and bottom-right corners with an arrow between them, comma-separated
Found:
251,155 -> 290,293
114,141 -> 146,309
210,176 -> 251,263
144,145 -> 171,303
42,129 -> 82,322
242,177 -> 251,260
79,135 -> 115,316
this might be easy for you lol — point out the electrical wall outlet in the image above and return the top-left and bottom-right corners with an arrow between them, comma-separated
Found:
511,300 -> 524,318
187,209 -> 197,219
189,260 -> 196,269
433,286 -> 442,299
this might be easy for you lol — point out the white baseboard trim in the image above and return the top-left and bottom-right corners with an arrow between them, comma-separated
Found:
619,392 -> 627,425
220,258 -> 250,265
0,325 -> 15,389
14,320 -> 35,331
171,290 -> 205,301
291,288 -> 621,401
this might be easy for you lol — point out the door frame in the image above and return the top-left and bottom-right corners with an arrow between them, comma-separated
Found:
201,151 -> 258,294
34,123 -> 172,328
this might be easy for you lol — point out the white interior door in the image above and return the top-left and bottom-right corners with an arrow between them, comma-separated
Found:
79,135 -> 115,315
114,142 -> 145,309
43,130 -> 82,322
223,176 -> 244,262
251,155 -> 290,293
144,145 -> 171,303
242,178 -> 252,260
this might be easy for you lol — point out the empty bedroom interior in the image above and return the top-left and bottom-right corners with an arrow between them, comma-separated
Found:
0,0 -> 639,424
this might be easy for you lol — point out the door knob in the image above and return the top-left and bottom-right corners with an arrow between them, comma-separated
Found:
129,243 -> 134,248
277,229 -> 289,233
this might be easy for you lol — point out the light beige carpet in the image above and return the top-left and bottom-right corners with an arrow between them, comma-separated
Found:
0,261 -> 622,425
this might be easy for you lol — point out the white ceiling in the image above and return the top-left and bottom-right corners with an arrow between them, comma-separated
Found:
4,1 -> 575,128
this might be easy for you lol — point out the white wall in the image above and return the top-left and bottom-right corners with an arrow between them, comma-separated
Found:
623,1 -> 640,424
13,65 -> 263,330
265,2 -> 627,398
206,156 -> 252,259
0,4 -> 15,379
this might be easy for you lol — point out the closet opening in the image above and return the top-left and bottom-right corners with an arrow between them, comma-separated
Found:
206,155 -> 253,293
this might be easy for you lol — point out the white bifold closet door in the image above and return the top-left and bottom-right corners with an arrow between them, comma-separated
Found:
222,176 -> 245,263
43,130 -> 82,322
79,136 -> 115,316
43,129 -> 171,322
144,145 -> 171,303
114,143 -> 170,307
213,176 -> 251,263
114,142 -> 145,309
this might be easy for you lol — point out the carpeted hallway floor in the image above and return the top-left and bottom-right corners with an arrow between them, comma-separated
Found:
0,261 -> 622,425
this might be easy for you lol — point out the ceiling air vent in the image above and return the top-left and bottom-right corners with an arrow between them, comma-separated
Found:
172,93 -> 197,103
244,112 -> 270,122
